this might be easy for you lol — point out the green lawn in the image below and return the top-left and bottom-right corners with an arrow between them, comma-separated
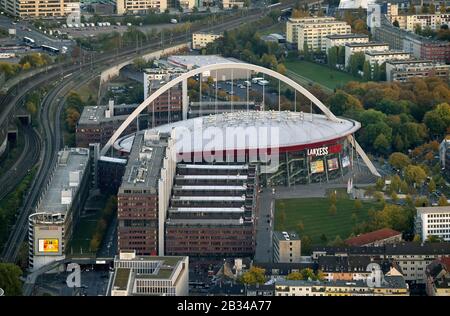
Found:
274,197 -> 382,246
69,212 -> 102,255
285,61 -> 362,90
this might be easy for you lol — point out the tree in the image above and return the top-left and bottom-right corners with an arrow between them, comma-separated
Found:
428,178 -> 436,193
393,20 -> 400,27
329,190 -> 337,205
26,101 -> 37,115
348,52 -> 365,76
389,152 -> 411,171
241,266 -> 266,285
301,235 -> 312,254
276,63 -> 287,75
438,195 -> 449,206
286,271 -> 303,280
413,234 -> 421,243
302,42 -> 311,61
373,133 -> 390,155
320,233 -> 328,244
426,235 -> 444,243
300,268 -> 316,280
354,199 -> 362,212
327,47 -> 338,68
423,103 -> 450,137
404,165 -> 427,186
329,204 -> 337,215
326,90 -> 363,116
297,220 -> 304,233
363,61 -> 371,81
0,263 -> 23,296
328,235 -> 346,247
372,204 -> 412,232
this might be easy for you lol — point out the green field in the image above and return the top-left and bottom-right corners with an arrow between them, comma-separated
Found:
274,197 -> 381,245
69,212 -> 102,255
285,61 -> 362,91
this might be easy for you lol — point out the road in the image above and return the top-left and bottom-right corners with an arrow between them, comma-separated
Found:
1,2 -> 298,264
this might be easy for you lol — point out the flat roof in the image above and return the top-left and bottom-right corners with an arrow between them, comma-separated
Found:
176,175 -> 248,180
78,105 -> 130,125
168,55 -> 242,69
179,164 -> 249,170
173,185 -> 247,191
274,231 -> 301,241
365,50 -> 410,56
37,148 -> 89,214
346,42 -> 389,47
113,268 -> 130,290
326,33 -> 369,39
120,131 -> 168,190
169,207 -> 245,213
417,206 -> 450,215
172,196 -> 246,201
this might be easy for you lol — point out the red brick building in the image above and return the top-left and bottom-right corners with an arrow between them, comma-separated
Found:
420,41 -> 450,64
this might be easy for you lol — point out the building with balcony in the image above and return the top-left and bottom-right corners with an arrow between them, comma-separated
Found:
344,42 -> 390,67
325,33 -> 369,52
116,0 -> 167,15
385,59 -> 450,82
0,0 -> 80,18
192,32 -> 222,50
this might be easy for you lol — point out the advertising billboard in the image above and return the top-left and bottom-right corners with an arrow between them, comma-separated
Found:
310,160 -> 324,174
38,239 -> 59,253
327,158 -> 339,171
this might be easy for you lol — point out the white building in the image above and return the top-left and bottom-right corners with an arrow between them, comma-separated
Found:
192,32 -> 222,50
109,251 -> 189,296
364,50 -> 411,67
388,5 -> 450,32
325,34 -> 369,52
416,206 -> 450,242
116,0 -> 167,14
221,0 -> 245,9
286,16 -> 351,51
344,42 -> 390,67
0,0 -> 80,17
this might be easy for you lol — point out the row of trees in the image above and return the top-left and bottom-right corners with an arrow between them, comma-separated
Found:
239,267 -> 325,285
0,53 -> 53,81
89,196 -> 117,253
327,78 -> 450,156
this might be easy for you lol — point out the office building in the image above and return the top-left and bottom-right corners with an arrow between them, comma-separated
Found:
273,231 -> 302,263
76,100 -> 138,148
415,206 -> 450,242
116,0 -> 167,15
28,148 -> 90,271
165,163 -> 258,257
440,136 -> 450,180
192,32 -> 222,50
117,130 -> 176,256
385,59 -> 450,82
109,250 -> 188,296
286,16 -> 351,51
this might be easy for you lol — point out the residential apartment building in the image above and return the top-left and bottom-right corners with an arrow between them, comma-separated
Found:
375,15 -> 450,63
416,206 -> 450,242
345,228 -> 403,247
116,0 -> 167,15
275,274 -> 409,296
385,59 -> 450,82
273,231 -> 301,263
109,250 -> 188,296
312,243 -> 450,284
179,0 -> 195,9
286,16 -> 351,51
0,0 -> 80,18
117,130 -> 176,256
389,11 -> 450,31
364,50 -> 411,67
325,33 -> 369,52
192,32 -> 222,50
425,257 -> 450,296
344,42 -> 390,67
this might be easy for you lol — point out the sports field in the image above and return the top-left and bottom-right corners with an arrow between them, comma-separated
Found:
285,61 -> 362,91
274,197 -> 381,245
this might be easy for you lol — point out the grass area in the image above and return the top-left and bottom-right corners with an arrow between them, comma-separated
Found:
76,77 -> 99,103
69,211 -> 102,255
274,197 -> 382,246
285,60 -> 362,90
259,22 -> 285,36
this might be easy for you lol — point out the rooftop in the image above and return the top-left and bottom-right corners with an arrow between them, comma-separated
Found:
326,33 -> 369,39
365,50 -> 410,56
37,148 -> 89,214
416,206 -> 450,215
168,55 -> 242,69
78,105 -> 133,125
346,42 -> 389,48
273,231 -> 301,241
113,268 -> 130,290
120,130 -> 169,191
345,228 -> 402,247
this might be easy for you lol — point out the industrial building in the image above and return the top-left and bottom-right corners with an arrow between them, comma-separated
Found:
108,250 -> 188,296
28,148 -> 90,271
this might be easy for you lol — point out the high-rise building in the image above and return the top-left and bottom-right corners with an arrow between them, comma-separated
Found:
117,130 -> 176,256
286,16 -> 351,51
0,0 -> 80,18
273,231 -> 302,263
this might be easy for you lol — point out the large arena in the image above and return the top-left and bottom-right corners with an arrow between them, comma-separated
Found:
114,110 -> 361,186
